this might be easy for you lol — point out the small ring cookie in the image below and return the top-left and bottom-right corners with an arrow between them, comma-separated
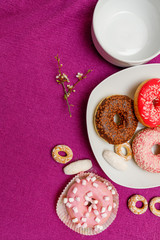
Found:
149,197 -> 160,217
115,142 -> 132,161
128,195 -> 148,215
52,145 -> 73,164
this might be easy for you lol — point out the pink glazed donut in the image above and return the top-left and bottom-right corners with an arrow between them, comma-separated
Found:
64,174 -> 116,230
132,127 -> 160,173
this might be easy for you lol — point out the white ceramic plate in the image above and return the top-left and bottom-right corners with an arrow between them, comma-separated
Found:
86,64 -> 160,189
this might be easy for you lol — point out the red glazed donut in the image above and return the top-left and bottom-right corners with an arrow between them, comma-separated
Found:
132,127 -> 160,173
134,78 -> 160,127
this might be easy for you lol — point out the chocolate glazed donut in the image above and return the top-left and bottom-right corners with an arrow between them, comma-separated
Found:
94,95 -> 138,144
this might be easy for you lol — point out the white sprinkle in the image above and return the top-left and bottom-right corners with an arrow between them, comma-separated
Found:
108,205 -> 112,211
87,191 -> 93,197
73,207 -> 78,213
63,198 -> 68,204
82,180 -> 87,186
73,187 -> 78,194
76,223 -> 81,228
81,217 -> 87,222
95,217 -> 100,223
92,204 -> 97,210
86,176 -> 91,182
93,182 -> 98,188
81,222 -> 87,228
108,186 -> 112,190
91,176 -> 96,182
111,189 -> 116,195
104,196 -> 110,201
105,182 -> 109,186
101,213 -> 107,218
84,201 -> 88,206
101,207 -> 106,213
113,202 -> 116,208
85,196 -> 91,201
69,198 -> 74,203
94,210 -> 99,216
93,200 -> 98,204
66,202 -> 72,208
88,206 -> 92,212
84,212 -> 89,218
72,218 -> 78,223
75,197 -> 80,202
75,178 -> 80,183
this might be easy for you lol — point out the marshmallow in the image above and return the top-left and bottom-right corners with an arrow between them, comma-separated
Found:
101,207 -> 106,213
69,198 -> 74,203
72,207 -> 78,213
72,187 -> 78,194
95,217 -> 100,223
93,182 -> 98,188
108,205 -> 112,212
94,210 -> 99,216
72,218 -> 78,223
63,159 -> 92,175
101,213 -> 107,218
63,198 -> 68,204
66,202 -> 72,208
82,180 -> 87,186
103,150 -> 127,171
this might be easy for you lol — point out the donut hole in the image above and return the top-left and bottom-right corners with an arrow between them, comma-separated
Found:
153,98 -> 160,108
136,201 -> 143,208
155,202 -> 160,210
58,151 -> 67,157
121,147 -> 127,156
113,113 -> 121,125
151,144 -> 160,155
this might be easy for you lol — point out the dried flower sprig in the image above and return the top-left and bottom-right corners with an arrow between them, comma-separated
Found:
55,55 -> 92,117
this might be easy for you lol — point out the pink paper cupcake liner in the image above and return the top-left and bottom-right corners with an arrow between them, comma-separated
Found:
56,172 -> 119,235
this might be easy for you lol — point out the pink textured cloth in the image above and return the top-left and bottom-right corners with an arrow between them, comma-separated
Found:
0,1 -> 160,239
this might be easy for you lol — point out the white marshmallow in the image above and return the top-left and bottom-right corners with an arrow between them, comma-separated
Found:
72,218 -> 78,223
66,202 -> 72,208
101,207 -> 106,213
111,189 -> 116,195
75,178 -> 80,183
104,196 -> 110,201
63,159 -> 92,175
72,207 -> 78,213
91,176 -> 96,182
84,201 -> 88,206
69,198 -> 74,203
103,150 -> 127,171
63,198 -> 68,204
107,186 -> 112,190
101,213 -> 107,218
92,204 -> 97,210
108,205 -> 112,211
87,191 -> 93,197
82,180 -> 87,186
85,196 -> 91,201
93,182 -> 98,188
81,217 -> 87,222
95,217 -> 100,223
72,187 -> 78,194
85,212 -> 89,218
94,200 -> 98,204
94,210 -> 99,216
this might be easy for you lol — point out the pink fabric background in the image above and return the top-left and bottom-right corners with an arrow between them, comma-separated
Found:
0,1 -> 160,239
